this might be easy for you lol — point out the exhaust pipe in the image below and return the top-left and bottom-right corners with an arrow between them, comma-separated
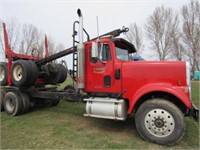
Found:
77,9 -> 83,44
77,9 -> 85,89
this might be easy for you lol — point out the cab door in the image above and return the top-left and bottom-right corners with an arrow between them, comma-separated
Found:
85,42 -> 121,94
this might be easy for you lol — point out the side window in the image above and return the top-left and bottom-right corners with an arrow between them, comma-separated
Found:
90,44 -> 111,63
100,44 -> 111,61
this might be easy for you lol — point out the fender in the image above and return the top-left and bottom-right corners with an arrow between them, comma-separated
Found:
128,83 -> 192,114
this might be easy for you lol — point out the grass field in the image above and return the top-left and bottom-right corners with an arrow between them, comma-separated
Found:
0,81 -> 199,149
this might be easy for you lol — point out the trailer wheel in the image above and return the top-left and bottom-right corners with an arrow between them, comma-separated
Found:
27,60 -> 38,85
0,89 -> 6,111
57,64 -> 68,83
0,62 -> 8,86
46,64 -> 67,84
19,92 -> 30,113
51,99 -> 60,106
4,91 -> 23,116
135,99 -> 185,145
64,85 -> 76,93
43,99 -> 53,107
11,60 -> 32,86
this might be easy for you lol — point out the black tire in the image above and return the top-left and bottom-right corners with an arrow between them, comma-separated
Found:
4,91 -> 23,116
0,62 -> 8,86
135,99 -> 185,145
19,92 -> 30,114
0,89 -> 6,111
27,60 -> 38,85
51,99 -> 60,107
43,99 -> 53,107
46,64 -> 67,84
64,85 -> 76,93
11,60 -> 32,86
57,64 -> 68,83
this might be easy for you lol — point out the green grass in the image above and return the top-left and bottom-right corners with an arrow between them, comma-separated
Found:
0,81 -> 199,149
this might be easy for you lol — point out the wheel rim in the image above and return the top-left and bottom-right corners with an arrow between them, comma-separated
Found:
13,64 -> 23,81
0,66 -> 5,81
6,98 -> 14,112
144,108 -> 175,137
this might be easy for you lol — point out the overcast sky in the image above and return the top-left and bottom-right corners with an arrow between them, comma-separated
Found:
0,0 -> 191,67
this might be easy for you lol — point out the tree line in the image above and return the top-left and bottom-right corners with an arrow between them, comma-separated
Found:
126,0 -> 200,73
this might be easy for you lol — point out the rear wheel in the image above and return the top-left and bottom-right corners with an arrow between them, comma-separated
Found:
64,85 -> 76,93
0,89 -> 6,111
0,62 -> 8,86
19,92 -> 30,114
51,99 -> 60,106
27,60 -> 38,85
135,99 -> 185,145
46,64 -> 67,84
11,60 -> 31,86
4,91 -> 23,116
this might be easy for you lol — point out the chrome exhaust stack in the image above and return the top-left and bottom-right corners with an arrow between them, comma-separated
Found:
77,9 -> 85,89
77,9 -> 83,44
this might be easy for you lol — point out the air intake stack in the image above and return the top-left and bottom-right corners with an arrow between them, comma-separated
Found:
77,9 -> 85,89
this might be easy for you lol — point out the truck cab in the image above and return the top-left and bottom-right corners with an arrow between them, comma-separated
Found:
83,36 -> 197,145
84,37 -> 192,114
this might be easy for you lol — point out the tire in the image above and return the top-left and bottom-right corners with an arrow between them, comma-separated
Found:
46,64 -> 67,84
19,92 -> 30,114
11,60 -> 32,86
57,64 -> 68,83
43,99 -> 53,107
64,85 -> 76,93
51,99 -> 60,107
4,91 -> 23,116
135,99 -> 185,145
0,62 -> 8,86
0,89 -> 6,111
27,60 -> 38,85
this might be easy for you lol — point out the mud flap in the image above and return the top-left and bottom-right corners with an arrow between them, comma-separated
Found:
189,103 -> 199,121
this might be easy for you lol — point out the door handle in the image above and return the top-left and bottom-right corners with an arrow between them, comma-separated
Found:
115,69 -> 120,80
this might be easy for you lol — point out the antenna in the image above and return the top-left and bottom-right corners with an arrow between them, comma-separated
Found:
96,16 -> 99,40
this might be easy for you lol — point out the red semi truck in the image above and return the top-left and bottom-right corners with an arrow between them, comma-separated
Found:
0,9 -> 198,145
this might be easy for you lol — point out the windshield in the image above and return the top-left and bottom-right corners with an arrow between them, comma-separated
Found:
115,46 -> 129,61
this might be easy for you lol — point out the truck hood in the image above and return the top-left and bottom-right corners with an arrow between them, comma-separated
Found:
122,61 -> 187,87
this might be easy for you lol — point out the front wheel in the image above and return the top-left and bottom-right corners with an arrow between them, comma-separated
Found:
135,99 -> 185,145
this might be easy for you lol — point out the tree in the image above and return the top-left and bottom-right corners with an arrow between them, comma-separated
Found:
181,0 -> 200,72
145,6 -> 179,60
46,36 -> 56,56
19,23 -> 44,57
45,36 -> 65,57
126,23 -> 144,55
170,23 -> 184,61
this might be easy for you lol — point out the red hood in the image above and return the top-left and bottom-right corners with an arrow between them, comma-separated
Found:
122,61 -> 187,88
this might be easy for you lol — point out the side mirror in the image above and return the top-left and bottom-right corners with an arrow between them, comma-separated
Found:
91,42 -> 98,58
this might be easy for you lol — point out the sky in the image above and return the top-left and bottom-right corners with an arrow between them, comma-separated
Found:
0,0 -> 191,68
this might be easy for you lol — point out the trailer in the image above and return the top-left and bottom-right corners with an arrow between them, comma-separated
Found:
0,9 -> 198,145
